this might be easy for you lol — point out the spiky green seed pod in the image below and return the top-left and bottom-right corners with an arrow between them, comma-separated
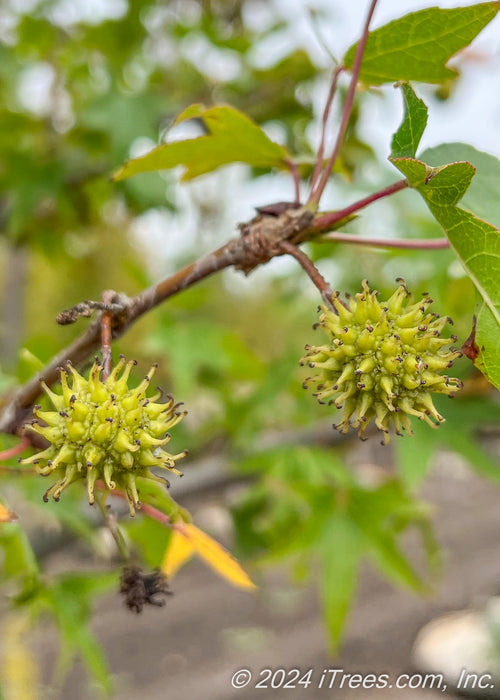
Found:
301,280 -> 463,443
21,357 -> 187,515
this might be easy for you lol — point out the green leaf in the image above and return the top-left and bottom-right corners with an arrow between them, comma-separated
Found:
365,526 -> 426,592
390,158 -> 476,203
391,83 -> 428,159
472,305 -> 500,386
0,524 -> 39,579
349,483 -> 427,592
421,143 -> 500,387
134,478 -> 184,521
344,3 -> 500,85
113,104 -> 290,182
126,516 -> 172,568
319,514 -> 364,651
421,143 -> 500,226
391,152 -> 500,388
48,573 -> 115,695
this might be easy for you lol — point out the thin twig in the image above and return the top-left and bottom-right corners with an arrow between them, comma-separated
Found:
320,233 -> 450,250
280,240 -> 334,309
309,0 -> 379,207
100,290 -> 114,381
309,65 -> 344,193
57,299 -> 126,326
0,437 -> 31,461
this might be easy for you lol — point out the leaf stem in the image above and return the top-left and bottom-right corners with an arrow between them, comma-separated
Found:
308,0 -> 379,208
311,179 -> 408,233
138,500 -> 188,534
309,64 -> 344,193
319,233 -> 450,250
285,160 -> 301,204
0,437 -> 30,461
98,481 -> 188,534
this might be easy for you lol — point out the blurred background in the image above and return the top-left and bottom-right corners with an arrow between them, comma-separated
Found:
0,0 -> 499,698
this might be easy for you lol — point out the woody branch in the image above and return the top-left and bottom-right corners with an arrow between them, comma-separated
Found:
0,176 -> 414,437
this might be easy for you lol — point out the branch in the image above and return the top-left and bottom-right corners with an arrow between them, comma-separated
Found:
57,299 -> 126,326
280,241 -> 335,310
0,239 -> 241,435
309,0 -> 379,207
0,177 -> 410,436
320,233 -> 450,250
0,207 -> 314,436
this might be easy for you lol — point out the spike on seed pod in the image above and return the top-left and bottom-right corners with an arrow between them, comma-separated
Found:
20,358 -> 187,514
301,280 -> 462,444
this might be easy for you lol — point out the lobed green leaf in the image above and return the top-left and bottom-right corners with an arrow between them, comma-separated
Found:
344,3 -> 500,85
113,104 -> 290,182
391,83 -> 428,159
391,147 -> 500,388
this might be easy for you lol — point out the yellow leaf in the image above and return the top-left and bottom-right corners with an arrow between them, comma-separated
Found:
162,529 -> 196,577
0,501 -> 17,523
183,523 -> 256,591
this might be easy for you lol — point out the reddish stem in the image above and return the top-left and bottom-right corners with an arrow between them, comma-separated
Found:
137,501 -> 187,534
97,481 -> 188,534
286,160 -> 301,204
309,65 -> 344,193
100,290 -> 114,381
0,437 -> 30,462
322,233 -> 450,250
309,0 -> 379,207
312,179 -> 408,233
